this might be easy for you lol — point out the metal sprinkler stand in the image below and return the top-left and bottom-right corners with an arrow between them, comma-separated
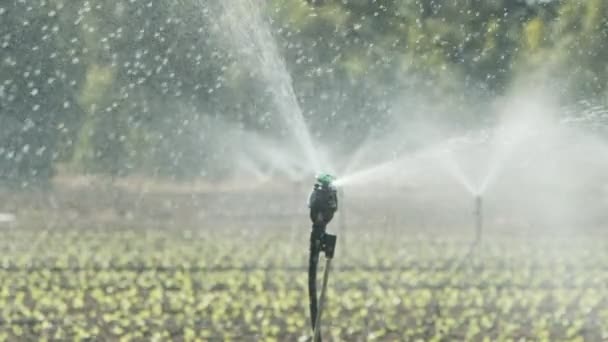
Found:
307,174 -> 338,342
312,233 -> 336,342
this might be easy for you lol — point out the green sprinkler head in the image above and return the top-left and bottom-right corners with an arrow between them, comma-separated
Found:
316,173 -> 336,188
308,173 -> 338,227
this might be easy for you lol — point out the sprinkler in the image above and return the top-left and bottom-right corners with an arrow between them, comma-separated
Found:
451,195 -> 484,274
309,173 -> 338,227
307,173 -> 338,342
338,188 -> 346,250
474,195 -> 483,245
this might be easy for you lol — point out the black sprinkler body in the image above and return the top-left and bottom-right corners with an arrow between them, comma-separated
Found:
308,175 -> 338,227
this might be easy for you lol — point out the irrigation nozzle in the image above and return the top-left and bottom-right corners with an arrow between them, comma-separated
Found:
307,173 -> 338,341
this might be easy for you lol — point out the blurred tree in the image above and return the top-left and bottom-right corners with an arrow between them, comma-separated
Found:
1,0 -> 607,184
0,1 -> 85,186
67,0 -> 234,178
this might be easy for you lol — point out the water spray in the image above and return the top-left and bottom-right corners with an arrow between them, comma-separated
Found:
307,173 -> 338,342
219,0 -> 322,172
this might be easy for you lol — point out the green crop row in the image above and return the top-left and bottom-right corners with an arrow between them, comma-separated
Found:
1,227 -> 607,341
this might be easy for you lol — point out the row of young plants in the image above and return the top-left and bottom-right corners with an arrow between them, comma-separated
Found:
1,227 -> 607,340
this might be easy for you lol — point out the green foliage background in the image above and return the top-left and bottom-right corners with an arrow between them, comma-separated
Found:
1,0 -> 607,184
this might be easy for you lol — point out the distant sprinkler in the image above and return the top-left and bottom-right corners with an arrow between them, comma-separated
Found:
451,194 -> 484,271
474,195 -> 483,245
338,187 -> 346,250
307,173 -> 338,342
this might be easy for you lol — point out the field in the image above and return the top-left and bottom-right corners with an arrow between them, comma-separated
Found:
1,182 -> 608,341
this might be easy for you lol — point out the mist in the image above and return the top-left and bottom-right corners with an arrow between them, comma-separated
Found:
2,0 -> 608,340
